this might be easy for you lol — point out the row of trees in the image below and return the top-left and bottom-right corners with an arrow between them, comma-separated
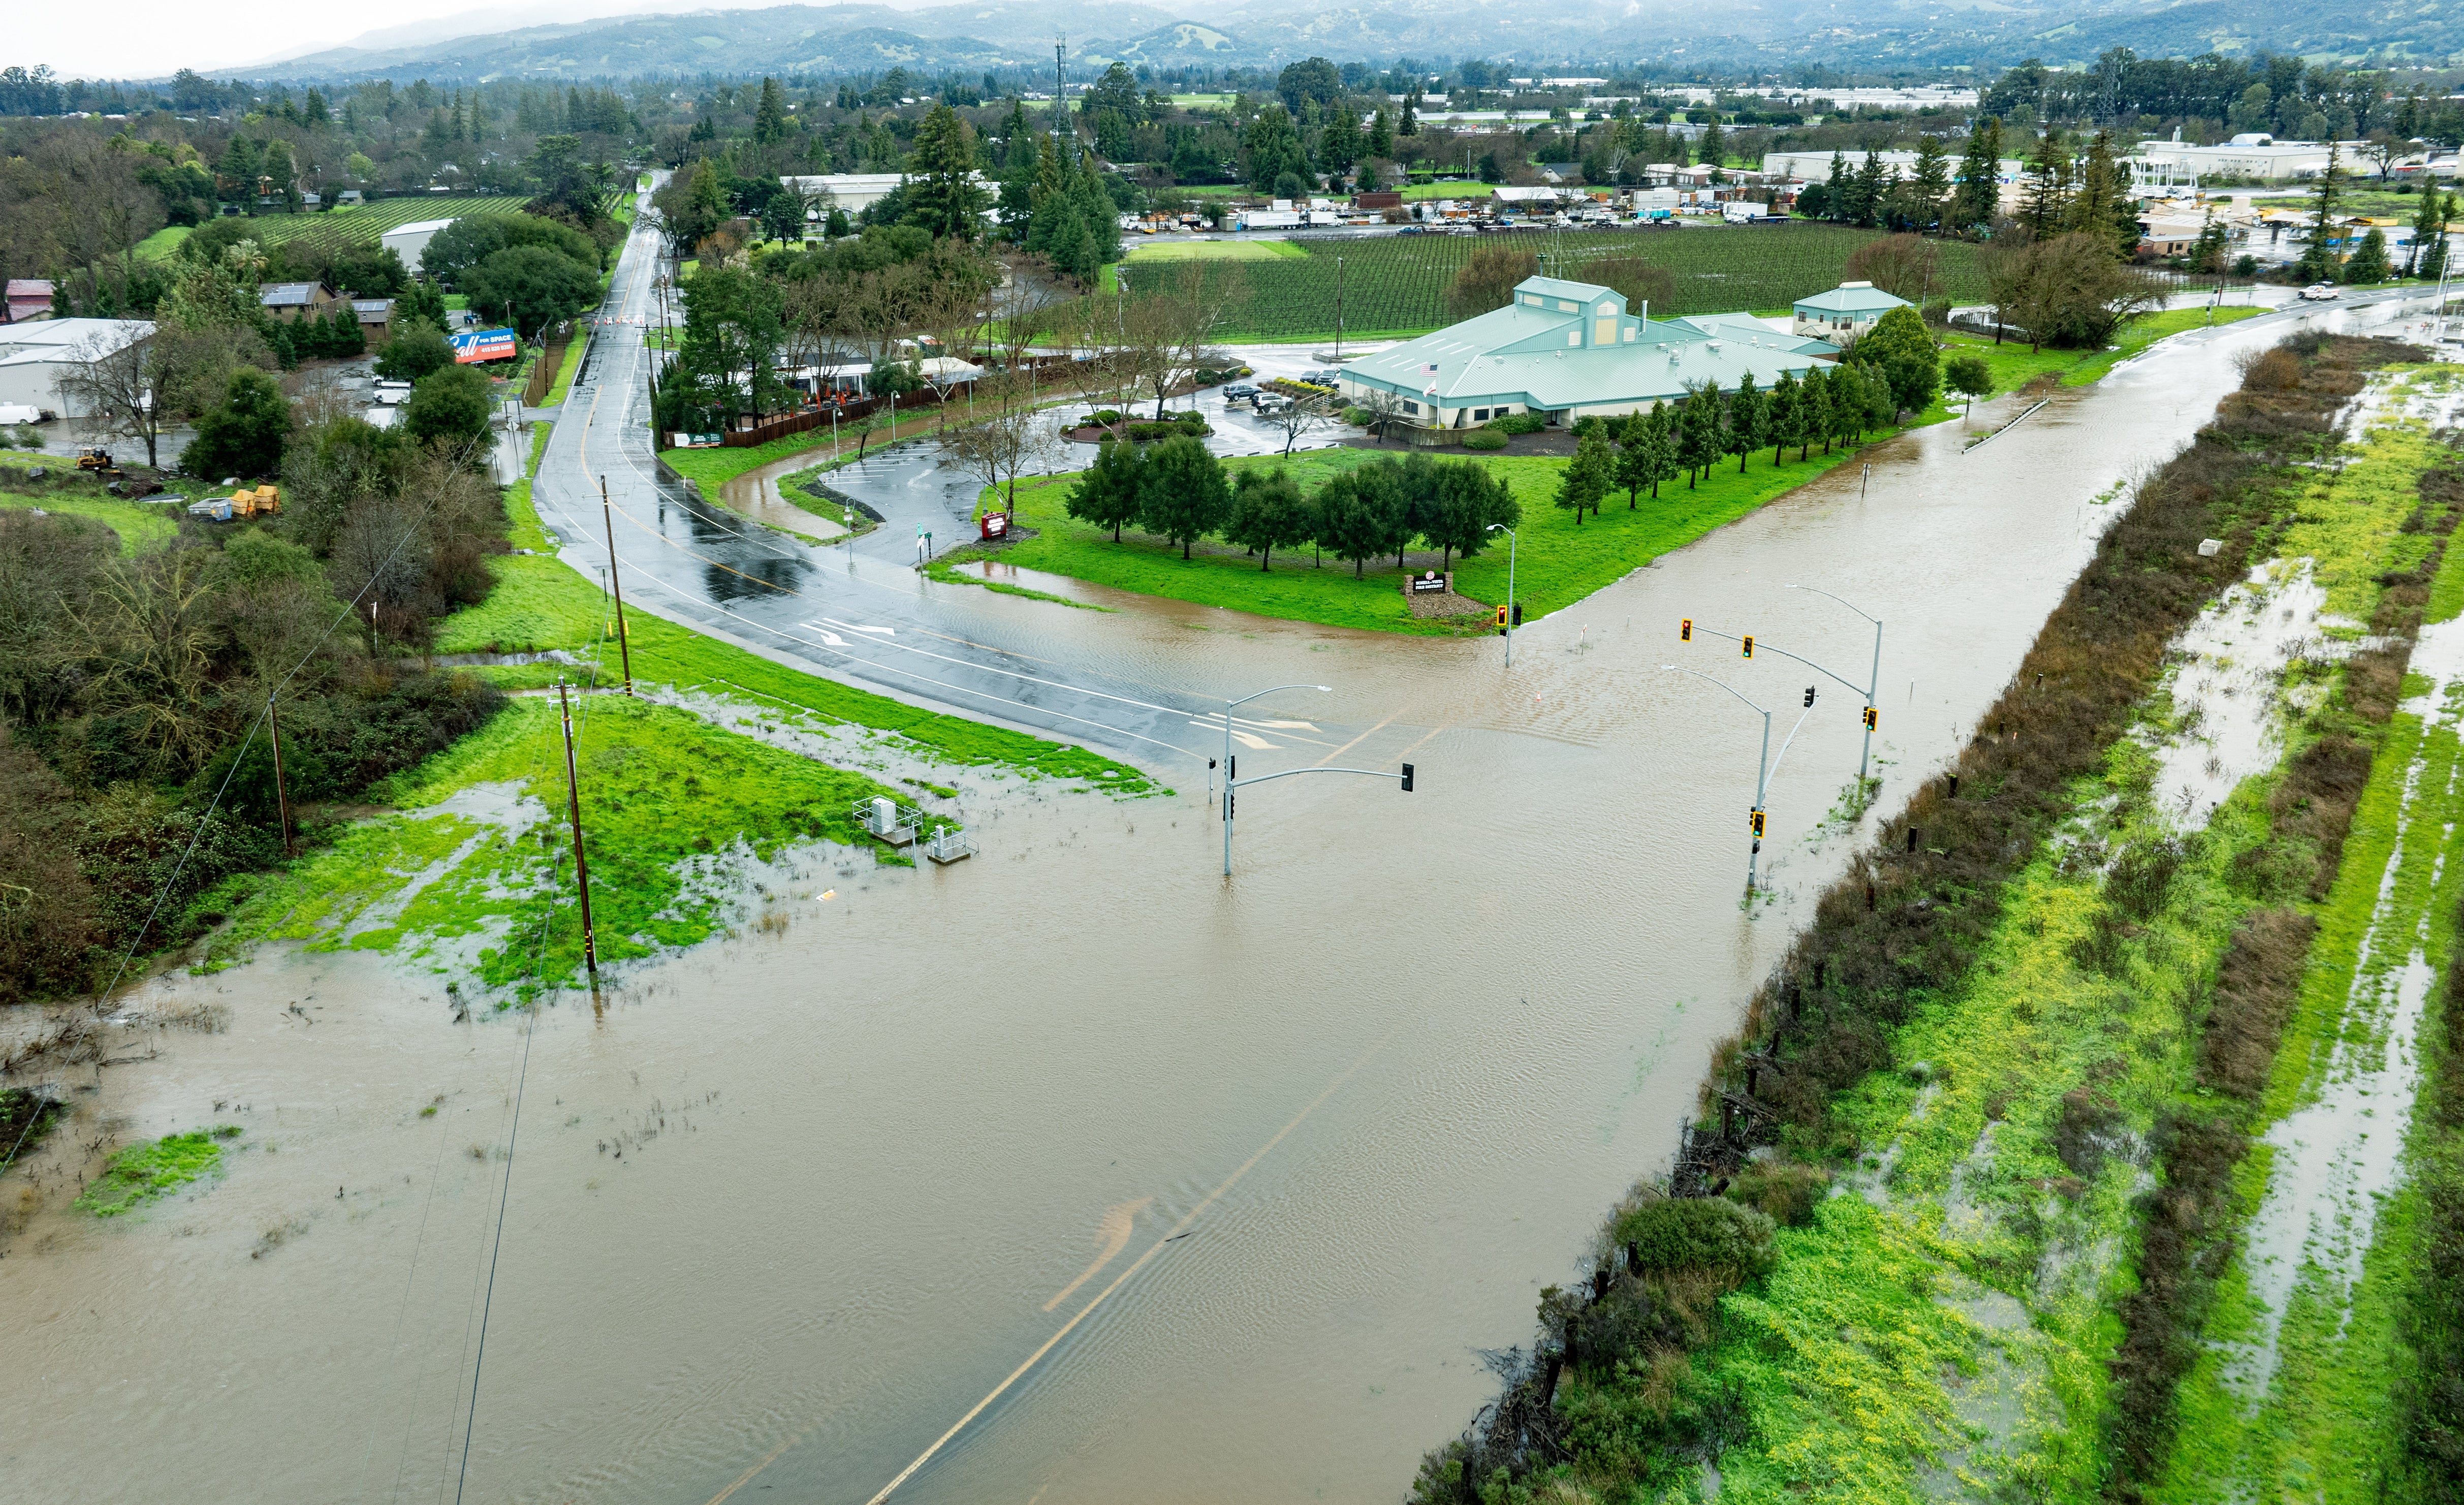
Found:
1554,356 -> 1917,520
1065,443 -> 1523,576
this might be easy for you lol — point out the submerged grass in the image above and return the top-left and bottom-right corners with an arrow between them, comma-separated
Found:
76,1126 -> 240,1216
218,694 -> 902,991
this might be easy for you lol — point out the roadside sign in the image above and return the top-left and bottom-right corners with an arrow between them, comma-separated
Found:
450,328 -> 519,364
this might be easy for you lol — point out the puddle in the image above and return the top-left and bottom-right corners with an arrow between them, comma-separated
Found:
2144,558 -> 2331,832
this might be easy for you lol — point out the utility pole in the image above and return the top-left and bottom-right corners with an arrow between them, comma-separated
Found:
1487,522 -> 1516,667
267,695 -> 294,856
599,477 -> 634,695
556,680 -> 598,980
1334,254 -> 1345,360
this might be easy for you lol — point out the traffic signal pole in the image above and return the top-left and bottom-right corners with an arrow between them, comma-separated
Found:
1220,684 -> 1332,875
1785,584 -> 1884,788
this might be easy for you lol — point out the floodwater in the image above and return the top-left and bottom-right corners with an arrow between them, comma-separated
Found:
2,294 -> 2438,1505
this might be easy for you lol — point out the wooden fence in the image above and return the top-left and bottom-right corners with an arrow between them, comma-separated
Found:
521,324 -> 574,407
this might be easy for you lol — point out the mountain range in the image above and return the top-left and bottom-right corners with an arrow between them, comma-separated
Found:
230,0 -> 2457,83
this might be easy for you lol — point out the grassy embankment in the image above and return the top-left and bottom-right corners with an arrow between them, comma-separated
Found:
541,333 -> 588,407
0,483 -> 181,553
949,443 -> 1869,634
2146,367 -> 2464,1500
1934,305 -> 2271,423
1405,336 -> 2442,1503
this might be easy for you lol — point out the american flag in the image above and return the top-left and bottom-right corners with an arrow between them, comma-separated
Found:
1424,362 -> 1439,396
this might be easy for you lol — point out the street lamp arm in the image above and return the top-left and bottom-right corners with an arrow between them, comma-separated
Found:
1685,628 -> 1867,700
1662,665 -> 1766,717
1785,582 -> 1879,625
1227,683 -> 1333,712
1228,766 -> 1404,791
1765,702 -> 1818,788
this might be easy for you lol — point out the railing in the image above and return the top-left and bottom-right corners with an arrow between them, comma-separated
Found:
922,826 -> 976,864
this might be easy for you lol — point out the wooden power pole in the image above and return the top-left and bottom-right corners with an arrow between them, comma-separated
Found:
599,476 -> 634,695
557,680 -> 598,979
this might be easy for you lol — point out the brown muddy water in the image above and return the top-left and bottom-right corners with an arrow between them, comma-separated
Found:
2,295 -> 2431,1504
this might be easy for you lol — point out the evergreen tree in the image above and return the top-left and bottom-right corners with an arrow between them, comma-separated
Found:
1226,467 -> 1309,570
904,103 -> 990,240
2343,227 -> 2391,284
1797,364 -> 1830,457
1823,151 -> 1850,221
2296,143 -> 2346,284
1697,115 -> 1725,175
1677,385 -> 1721,485
1950,118 -> 2001,233
754,77 -> 790,145
1367,107 -> 1394,162
1908,138 -> 1950,232
1066,435 -> 1148,542
1555,429 -> 1612,522
2410,191 -> 2452,281
1319,102 -> 1362,177
2066,130 -> 2132,254
1400,88 -> 1420,137
1074,150 -> 1123,264
1614,410 -> 1655,505
2023,127 -> 2071,239
1767,370 -> 1803,464
1725,372 -> 1766,472
1136,434 -> 1231,557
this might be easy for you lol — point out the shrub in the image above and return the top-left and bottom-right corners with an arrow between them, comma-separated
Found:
1086,410 -> 1123,425
1615,1196 -> 1777,1280
1460,429 -> 1509,450
1723,1160 -> 1831,1227
1125,421 -> 1180,442
1342,406 -> 1373,425
1488,412 -> 1546,435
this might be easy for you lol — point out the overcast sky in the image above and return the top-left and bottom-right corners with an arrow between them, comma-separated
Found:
26,0 -> 853,82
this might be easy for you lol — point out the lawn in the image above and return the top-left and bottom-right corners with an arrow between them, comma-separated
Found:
1403,181 -> 1496,199
957,440 -> 1870,634
134,196 -> 531,261
1125,238 -> 1308,262
1933,303 -> 2270,421
0,487 -> 184,553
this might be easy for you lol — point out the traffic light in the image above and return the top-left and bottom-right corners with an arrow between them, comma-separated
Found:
1511,603 -> 1524,628
1803,685 -> 1817,708
1863,706 -> 1878,731
1400,762 -> 1415,792
1680,617 -> 1693,642
1742,635 -> 1754,659
1496,604 -> 1509,633
1749,808 -> 1766,838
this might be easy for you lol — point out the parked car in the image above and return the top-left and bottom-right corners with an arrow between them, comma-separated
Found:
1253,393 -> 1293,417
1222,384 -> 1259,403
2300,283 -> 2341,302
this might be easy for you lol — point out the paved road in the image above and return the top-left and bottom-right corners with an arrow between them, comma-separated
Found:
532,190 -> 2449,783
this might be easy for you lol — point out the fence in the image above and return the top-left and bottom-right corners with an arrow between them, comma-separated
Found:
521,324 -> 574,407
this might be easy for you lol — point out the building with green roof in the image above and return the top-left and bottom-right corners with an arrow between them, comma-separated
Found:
1337,275 -> 1839,433
1789,280 -> 1912,343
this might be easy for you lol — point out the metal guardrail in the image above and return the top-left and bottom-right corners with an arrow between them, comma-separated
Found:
922,826 -> 975,864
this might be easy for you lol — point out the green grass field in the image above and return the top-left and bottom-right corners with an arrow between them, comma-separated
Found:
1933,304 -> 2271,421
1123,223 -> 1992,342
957,441 -> 1870,634
1403,182 -> 1495,199
135,196 -> 533,261
0,487 -> 184,553
1124,238 -> 1308,262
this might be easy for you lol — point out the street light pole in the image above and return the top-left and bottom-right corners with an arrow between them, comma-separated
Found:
1487,521 -> 1516,667
1785,583 -> 1882,787
1664,666 -> 1813,894
1221,683 -> 1332,875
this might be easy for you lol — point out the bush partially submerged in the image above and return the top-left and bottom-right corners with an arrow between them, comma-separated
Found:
1617,1196 -> 1777,1281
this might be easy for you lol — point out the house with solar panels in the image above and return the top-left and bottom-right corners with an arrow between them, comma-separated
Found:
1337,275 -> 1839,433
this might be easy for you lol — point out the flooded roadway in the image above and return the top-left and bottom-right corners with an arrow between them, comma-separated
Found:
2,259 -> 2442,1502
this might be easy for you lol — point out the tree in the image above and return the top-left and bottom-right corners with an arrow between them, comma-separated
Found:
2408,188 -> 2451,279
2296,142 -> 2347,285
1243,106 -> 1312,194
1995,232 -> 2166,352
403,364 -> 493,443
1313,472 -> 1394,578
2342,226 -> 2392,285
1905,137 -> 1951,232
1793,367 -> 1833,458
942,374 -> 1058,511
1424,462 -> 1515,568
1949,117 -> 2003,235
1136,435 -> 1231,558
1555,430 -> 1612,522
1320,105 -> 1363,178
1618,404 -> 1677,501
1445,244 -> 1538,322
181,367 -> 290,479
2021,127 -> 2071,239
1725,371 -> 1767,472
57,329 -> 180,468
905,104 -> 990,241
376,318 -> 454,383
1944,355 -> 1993,429
1766,371 -> 1804,464
1226,467 -> 1309,569
1066,435 -> 1148,542
1677,384 -> 1722,485
526,134 -> 615,227
1851,307 -> 1939,415
2066,130 -> 2134,254
1581,256 -> 1673,317
463,245 -> 599,338
753,77 -> 791,146
1277,57 -> 1344,114
1844,233 -> 1940,304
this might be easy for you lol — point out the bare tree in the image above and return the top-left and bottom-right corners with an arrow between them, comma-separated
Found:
1118,261 -> 1246,420
940,372 -> 1060,511
1266,390 -> 1336,457
1351,385 -> 1413,444
31,134 -> 164,315
55,329 -> 178,467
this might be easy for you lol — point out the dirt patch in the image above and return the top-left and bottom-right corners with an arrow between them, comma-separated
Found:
1405,587 -> 1492,619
